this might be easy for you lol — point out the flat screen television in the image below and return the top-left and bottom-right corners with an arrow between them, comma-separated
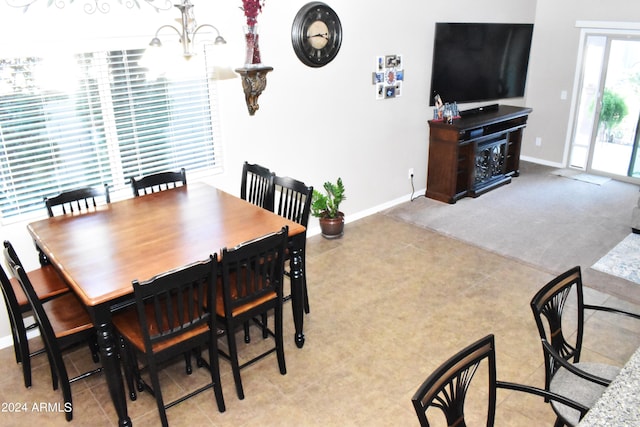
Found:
429,23 -> 534,106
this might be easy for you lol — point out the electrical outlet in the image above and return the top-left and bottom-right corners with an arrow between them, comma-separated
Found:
535,137 -> 542,147
408,168 -> 414,180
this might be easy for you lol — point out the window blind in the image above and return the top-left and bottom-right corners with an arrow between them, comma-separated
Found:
0,47 -> 219,223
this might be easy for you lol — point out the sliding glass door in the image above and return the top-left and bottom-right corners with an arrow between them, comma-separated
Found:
569,32 -> 640,181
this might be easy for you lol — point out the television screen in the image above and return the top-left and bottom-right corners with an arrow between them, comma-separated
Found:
429,23 -> 534,106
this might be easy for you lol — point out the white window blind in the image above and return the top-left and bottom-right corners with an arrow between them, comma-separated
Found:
0,47 -> 219,223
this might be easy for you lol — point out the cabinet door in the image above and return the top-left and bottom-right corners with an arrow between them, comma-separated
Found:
473,138 -> 508,190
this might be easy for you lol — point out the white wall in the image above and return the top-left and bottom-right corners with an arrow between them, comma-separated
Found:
1,0 -> 636,344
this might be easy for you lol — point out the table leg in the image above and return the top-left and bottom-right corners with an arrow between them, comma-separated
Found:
96,321 -> 132,426
289,234 -> 305,348
33,243 -> 49,266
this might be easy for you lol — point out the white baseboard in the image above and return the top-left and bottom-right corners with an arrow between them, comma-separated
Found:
0,315 -> 40,350
306,190 -> 423,237
520,155 -> 564,169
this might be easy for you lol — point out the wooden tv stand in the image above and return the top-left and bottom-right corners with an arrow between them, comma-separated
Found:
426,104 -> 532,204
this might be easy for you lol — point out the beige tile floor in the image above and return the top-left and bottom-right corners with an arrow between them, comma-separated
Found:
1,214 -> 639,426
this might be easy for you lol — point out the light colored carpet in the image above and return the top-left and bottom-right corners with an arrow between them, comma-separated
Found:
592,233 -> 640,285
385,161 -> 640,304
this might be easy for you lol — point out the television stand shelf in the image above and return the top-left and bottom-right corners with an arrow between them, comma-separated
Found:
426,104 -> 532,204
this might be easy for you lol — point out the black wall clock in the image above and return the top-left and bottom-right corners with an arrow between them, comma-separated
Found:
291,2 -> 342,68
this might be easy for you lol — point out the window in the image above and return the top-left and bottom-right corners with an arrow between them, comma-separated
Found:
0,47 -> 220,223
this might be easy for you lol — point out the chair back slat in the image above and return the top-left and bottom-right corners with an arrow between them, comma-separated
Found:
273,175 -> 313,227
130,168 -> 187,197
530,266 -> 586,392
220,227 -> 287,317
133,256 -> 214,353
240,162 -> 275,211
531,269 -> 583,359
412,333 -> 590,427
412,334 -> 498,427
44,184 -> 110,217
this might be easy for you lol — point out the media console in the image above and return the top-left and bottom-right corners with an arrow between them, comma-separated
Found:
426,104 -> 532,204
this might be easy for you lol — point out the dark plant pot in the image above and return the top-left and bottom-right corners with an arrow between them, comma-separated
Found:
319,213 -> 344,239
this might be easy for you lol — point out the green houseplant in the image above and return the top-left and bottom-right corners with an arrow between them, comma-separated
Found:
311,178 -> 346,239
599,89 -> 628,142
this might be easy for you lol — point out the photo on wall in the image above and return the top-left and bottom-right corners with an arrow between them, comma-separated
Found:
373,54 -> 404,100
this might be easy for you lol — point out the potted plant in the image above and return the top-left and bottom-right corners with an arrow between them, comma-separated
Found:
311,177 -> 346,239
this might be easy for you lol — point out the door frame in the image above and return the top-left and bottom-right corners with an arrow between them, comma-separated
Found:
565,21 -> 640,185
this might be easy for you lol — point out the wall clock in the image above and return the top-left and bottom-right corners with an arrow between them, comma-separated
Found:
291,2 -> 342,68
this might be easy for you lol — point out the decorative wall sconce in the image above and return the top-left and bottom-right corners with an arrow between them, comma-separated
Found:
149,0 -> 226,59
235,66 -> 273,116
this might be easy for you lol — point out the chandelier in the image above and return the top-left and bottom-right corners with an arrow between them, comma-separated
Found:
149,0 -> 226,58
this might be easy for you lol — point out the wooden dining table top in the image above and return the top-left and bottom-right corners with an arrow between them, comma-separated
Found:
27,182 -> 305,308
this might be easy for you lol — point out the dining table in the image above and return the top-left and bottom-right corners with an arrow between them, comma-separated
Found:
27,182 -> 307,427
577,345 -> 640,426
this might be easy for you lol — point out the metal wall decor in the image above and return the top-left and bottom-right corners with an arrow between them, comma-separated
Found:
235,66 -> 273,116
6,0 -> 173,14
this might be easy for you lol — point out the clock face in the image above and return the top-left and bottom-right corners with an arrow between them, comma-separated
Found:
292,2 -> 342,68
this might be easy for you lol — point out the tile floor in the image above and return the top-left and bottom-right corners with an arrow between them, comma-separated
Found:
1,214 -> 639,426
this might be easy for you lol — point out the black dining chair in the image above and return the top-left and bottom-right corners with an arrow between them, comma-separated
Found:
411,334 -> 588,427
237,162 -> 277,343
272,175 -> 313,312
530,266 -> 640,426
1,241 -> 71,388
44,184 -> 111,217
240,161 -> 275,211
130,168 -> 187,197
113,256 -> 225,427
4,241 -> 102,422
129,167 -> 194,378
215,227 -> 288,400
